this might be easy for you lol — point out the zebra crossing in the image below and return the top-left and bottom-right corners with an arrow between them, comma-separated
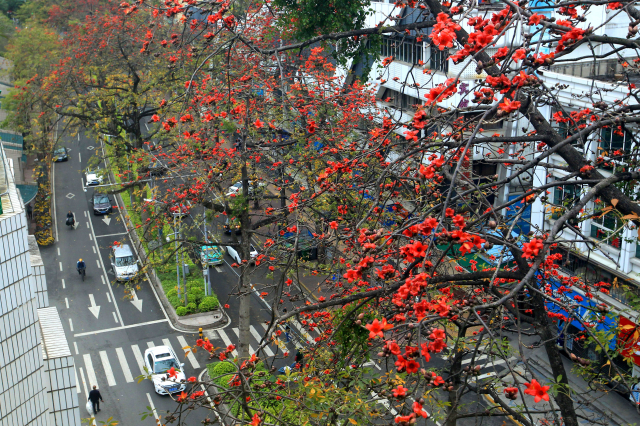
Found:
75,325 -> 301,397
448,344 -> 518,380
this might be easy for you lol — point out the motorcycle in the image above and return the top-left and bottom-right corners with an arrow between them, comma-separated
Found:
66,214 -> 75,229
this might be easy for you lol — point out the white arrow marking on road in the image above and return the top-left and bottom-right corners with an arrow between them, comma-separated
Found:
102,216 -> 111,226
130,289 -> 143,312
88,294 -> 101,318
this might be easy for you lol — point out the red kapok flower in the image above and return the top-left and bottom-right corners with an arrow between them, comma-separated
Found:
365,318 -> 393,339
524,379 -> 550,403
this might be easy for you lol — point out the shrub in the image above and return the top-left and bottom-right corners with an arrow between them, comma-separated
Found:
198,296 -> 219,312
186,302 -> 197,313
188,286 -> 204,305
208,361 -> 238,389
166,288 -> 178,298
176,306 -> 188,316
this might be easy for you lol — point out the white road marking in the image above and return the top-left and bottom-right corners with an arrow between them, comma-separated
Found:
250,325 -> 274,357
147,342 -> 155,349
131,345 -> 146,375
78,152 -> 81,162
84,210 -> 88,217
130,289 -> 143,312
81,178 -> 85,192
217,328 -> 238,357
86,222 -> 90,228
57,247 -> 60,256
176,335 -> 200,369
96,259 -> 101,268
106,293 -> 111,303
59,262 -> 63,271
215,266 -> 223,273
94,232 -> 129,238
115,348 -> 134,383
261,322 -> 287,352
78,133 -> 80,142
88,294 -> 101,319
83,354 -> 99,388
146,393 -> 160,421
79,367 -> 89,397
62,279 -> 65,289
75,368 -> 81,394
232,328 -> 256,355
73,318 -> 169,337
89,233 -> 93,241
92,246 -> 96,254
52,161 -> 58,242
69,318 -> 74,332
99,351 -> 117,386
100,275 -> 106,285
87,214 -> 124,325
461,355 -> 488,365
113,312 -> 118,323
65,298 -> 69,309
73,341 -> 79,355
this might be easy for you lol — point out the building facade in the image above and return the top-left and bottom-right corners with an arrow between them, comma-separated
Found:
0,143 -> 80,426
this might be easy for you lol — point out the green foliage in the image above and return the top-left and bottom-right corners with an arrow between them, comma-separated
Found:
331,303 -> 377,365
186,302 -> 197,314
199,296 -> 219,312
189,286 -> 204,305
176,306 -> 188,316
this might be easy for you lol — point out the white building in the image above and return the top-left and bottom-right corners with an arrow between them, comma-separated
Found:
0,144 -> 80,426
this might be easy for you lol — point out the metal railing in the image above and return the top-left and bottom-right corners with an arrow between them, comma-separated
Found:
549,59 -> 632,81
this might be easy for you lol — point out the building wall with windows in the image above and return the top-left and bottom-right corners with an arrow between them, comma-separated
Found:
0,145 -> 79,426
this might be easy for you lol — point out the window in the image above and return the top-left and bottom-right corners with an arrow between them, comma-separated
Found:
380,36 -> 423,65
590,202 -> 623,248
552,184 -> 579,219
428,45 -> 449,73
459,111 -> 503,130
551,107 -> 586,148
379,88 -> 422,110
146,354 -> 154,371
600,127 -> 635,171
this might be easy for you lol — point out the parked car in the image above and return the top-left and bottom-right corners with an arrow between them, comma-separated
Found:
110,244 -> 139,281
224,217 -> 241,235
226,180 -> 265,196
53,147 -> 68,162
226,243 -> 258,264
143,346 -> 186,395
85,169 -> 104,186
92,192 -> 113,215
200,245 -> 224,266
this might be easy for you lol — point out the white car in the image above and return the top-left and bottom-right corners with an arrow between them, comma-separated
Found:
226,244 -> 258,264
85,169 -> 104,186
143,346 -> 186,395
226,181 -> 265,196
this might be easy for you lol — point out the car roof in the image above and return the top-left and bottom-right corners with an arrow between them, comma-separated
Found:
113,244 -> 133,256
93,192 -> 108,198
145,345 -> 174,359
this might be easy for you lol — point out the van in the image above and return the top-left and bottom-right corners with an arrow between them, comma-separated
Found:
111,244 -> 139,281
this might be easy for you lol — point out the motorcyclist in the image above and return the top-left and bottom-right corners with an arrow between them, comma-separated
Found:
77,258 -> 86,274
66,211 -> 75,226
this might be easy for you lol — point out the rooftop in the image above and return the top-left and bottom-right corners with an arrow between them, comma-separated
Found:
0,143 -> 22,218
38,307 -> 72,360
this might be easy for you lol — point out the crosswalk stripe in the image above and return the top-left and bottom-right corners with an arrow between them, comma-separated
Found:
99,351 -> 117,386
83,354 -> 99,389
291,319 -> 315,344
461,354 -> 488,365
250,325 -> 274,357
131,344 -> 146,375
176,335 -> 201,369
261,323 -> 287,352
75,368 -> 81,394
162,338 -> 175,352
232,328 -> 256,354
116,348 -> 134,383
147,342 -> 155,349
217,328 -> 238,357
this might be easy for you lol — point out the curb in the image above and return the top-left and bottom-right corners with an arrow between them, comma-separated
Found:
103,149 -> 228,331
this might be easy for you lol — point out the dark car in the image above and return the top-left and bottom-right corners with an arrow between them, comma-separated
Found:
53,147 -> 68,162
224,217 -> 241,235
92,193 -> 113,215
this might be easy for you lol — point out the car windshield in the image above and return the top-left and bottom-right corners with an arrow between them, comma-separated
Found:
54,148 -> 65,155
115,255 -> 135,267
202,247 -> 220,256
95,195 -> 109,204
154,357 -> 180,374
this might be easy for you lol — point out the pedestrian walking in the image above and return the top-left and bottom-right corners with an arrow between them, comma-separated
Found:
26,203 -> 32,220
88,385 -> 103,414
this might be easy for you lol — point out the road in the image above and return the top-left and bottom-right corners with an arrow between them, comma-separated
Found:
40,128 -> 302,425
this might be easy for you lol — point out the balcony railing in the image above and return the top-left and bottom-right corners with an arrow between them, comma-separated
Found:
548,59 -> 633,82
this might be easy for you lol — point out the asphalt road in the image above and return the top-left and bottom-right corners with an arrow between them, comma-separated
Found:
40,128 -> 302,425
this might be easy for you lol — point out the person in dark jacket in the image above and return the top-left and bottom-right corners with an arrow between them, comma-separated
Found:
88,385 -> 103,414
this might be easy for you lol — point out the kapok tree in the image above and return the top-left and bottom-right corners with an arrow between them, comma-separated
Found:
41,0 -> 640,425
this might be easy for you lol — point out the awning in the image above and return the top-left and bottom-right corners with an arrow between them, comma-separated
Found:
16,184 -> 37,205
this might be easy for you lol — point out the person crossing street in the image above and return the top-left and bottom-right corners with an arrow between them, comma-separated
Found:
88,385 -> 103,415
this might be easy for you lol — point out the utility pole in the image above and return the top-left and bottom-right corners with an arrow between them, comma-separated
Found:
174,215 -> 181,301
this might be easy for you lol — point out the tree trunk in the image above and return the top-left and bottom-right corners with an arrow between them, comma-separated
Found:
531,291 -> 579,426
